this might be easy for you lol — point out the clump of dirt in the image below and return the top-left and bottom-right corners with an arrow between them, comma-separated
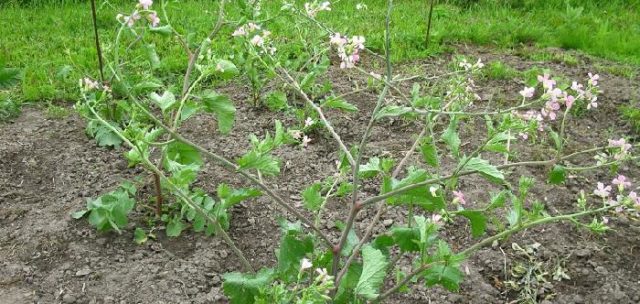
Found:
1,46 -> 639,303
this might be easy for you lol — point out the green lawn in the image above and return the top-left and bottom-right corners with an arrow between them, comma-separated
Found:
1,0 -> 639,101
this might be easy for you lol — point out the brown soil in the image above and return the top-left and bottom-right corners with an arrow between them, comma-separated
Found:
1,46 -> 639,304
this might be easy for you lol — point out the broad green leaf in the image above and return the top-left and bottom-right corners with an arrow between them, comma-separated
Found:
166,141 -> 203,166
149,24 -> 173,36
487,190 -> 509,210
374,105 -> 413,120
180,100 -> 201,121
355,245 -> 388,300
359,157 -> 382,178
391,227 -> 421,252
86,121 -> 122,148
335,221 -> 360,256
442,118 -> 461,157
457,210 -> 487,237
265,91 -> 288,111
218,185 -> 261,208
223,269 -> 274,304
277,233 -> 313,280
484,132 -> 513,153
134,228 -> 148,245
237,151 -> 280,176
548,165 -> 566,185
133,80 -> 163,95
322,96 -> 358,112
335,262 -> 363,304
384,169 -> 445,211
302,183 -> 324,212
166,218 -> 184,237
149,91 -> 176,112
420,138 -> 439,167
143,44 -> 161,69
461,157 -> 504,183
214,59 -> 239,80
423,264 -> 464,292
202,91 -> 236,134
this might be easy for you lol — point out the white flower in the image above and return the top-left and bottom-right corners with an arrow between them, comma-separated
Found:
304,117 -> 314,128
250,35 -> 264,46
300,258 -> 312,270
302,135 -> 312,147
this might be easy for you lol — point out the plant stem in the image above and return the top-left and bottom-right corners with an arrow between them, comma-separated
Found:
90,0 -> 104,82
89,106 -> 255,273
375,205 -> 615,302
153,172 -> 163,217
425,0 -> 435,49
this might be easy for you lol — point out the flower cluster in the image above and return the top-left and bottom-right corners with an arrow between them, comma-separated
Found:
329,33 -> 365,69
458,58 -> 484,71
608,138 -> 633,160
290,117 -> 315,148
514,73 -> 601,139
232,23 -> 276,55
304,1 -> 331,17
593,175 -> 640,214
79,77 -> 110,93
299,258 -> 334,298
116,0 -> 161,28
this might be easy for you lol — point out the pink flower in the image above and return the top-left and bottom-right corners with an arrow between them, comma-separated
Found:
588,72 -> 599,86
629,192 -> 640,206
612,175 -> 631,190
564,95 -> 575,109
250,35 -> 264,46
82,78 -> 99,90
148,12 -> 160,27
593,182 -> 612,198
608,138 -> 632,152
138,0 -> 153,10
537,74 -> 556,90
125,12 -> 141,27
247,23 -> 261,32
431,214 -> 442,225
452,190 -> 466,205
519,87 -> 535,98
549,88 -> 563,101
232,26 -> 247,37
571,81 -> 583,92
302,135 -> 312,147
330,33 -> 346,46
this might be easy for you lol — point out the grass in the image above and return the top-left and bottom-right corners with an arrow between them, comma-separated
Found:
1,0 -> 639,102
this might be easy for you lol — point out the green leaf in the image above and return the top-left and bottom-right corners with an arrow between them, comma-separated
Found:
0,66 -> 21,89
374,105 -> 413,120
457,210 -> 487,237
143,44 -> 161,69
166,218 -> 184,237
488,190 -> 509,210
335,262 -> 363,304
442,118 -> 461,158
237,151 -> 280,176
461,157 -> 504,183
277,232 -> 313,280
180,100 -> 201,121
223,269 -> 274,304
302,183 -> 324,212
322,96 -> 358,112
166,141 -> 203,166
423,264 -> 464,292
420,138 -> 439,167
355,245 -> 388,300
384,169 -> 445,211
71,210 -> 88,219
214,59 -> 239,80
484,132 -> 513,153
86,121 -> 123,148
134,228 -> 148,245
548,130 -> 563,151
218,185 -> 261,208
391,227 -> 421,252
548,165 -> 566,185
149,24 -> 173,36
359,157 -> 383,178
265,91 -> 288,111
149,91 -> 176,112
202,91 -> 236,134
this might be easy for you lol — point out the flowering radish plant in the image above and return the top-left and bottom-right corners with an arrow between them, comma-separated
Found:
74,0 -> 638,303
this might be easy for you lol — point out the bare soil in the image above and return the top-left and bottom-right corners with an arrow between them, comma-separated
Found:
1,46 -> 639,304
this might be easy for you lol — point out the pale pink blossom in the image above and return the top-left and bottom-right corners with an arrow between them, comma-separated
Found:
247,23 -> 261,31
125,12 -> 141,27
628,192 -> 640,206
431,214 -> 443,225
593,182 -> 612,198
519,87 -> 535,98
302,135 -> 312,147
232,26 -> 247,37
330,33 -> 347,46
148,12 -> 160,27
250,35 -> 264,46
537,74 -> 556,90
304,1 -> 331,17
588,72 -> 599,86
564,95 -> 575,109
612,175 -> 631,190
452,190 -> 466,205
138,0 -> 153,10
304,117 -> 314,128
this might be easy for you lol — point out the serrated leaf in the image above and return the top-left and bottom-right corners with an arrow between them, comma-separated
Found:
391,227 -> 421,252
359,157 -> 382,178
488,190 -> 509,210
202,91 -> 236,134
180,100 -> 201,121
457,210 -> 487,237
442,118 -> 461,158
322,96 -> 358,112
237,151 -> 280,176
384,169 -> 445,211
214,59 -> 239,80
265,90 -> 288,111
374,105 -> 413,120
134,228 -> 148,245
548,165 -> 566,185
277,233 -> 313,280
223,269 -> 274,304
335,262 -> 363,304
355,245 -> 388,300
461,157 -> 504,183
166,141 -> 202,166
149,24 -> 173,35
218,184 -> 261,208
302,183 -> 323,212
143,44 -> 161,69
149,91 -> 176,112
166,218 -> 184,237
423,264 -> 464,292
420,138 -> 439,167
